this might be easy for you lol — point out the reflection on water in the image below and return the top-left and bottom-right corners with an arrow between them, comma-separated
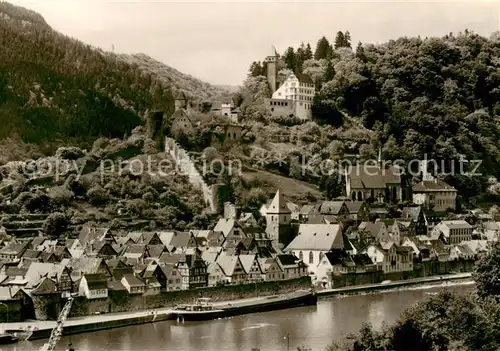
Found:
9,282 -> 474,351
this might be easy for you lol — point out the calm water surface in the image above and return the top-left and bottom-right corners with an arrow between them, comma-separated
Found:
7,282 -> 474,351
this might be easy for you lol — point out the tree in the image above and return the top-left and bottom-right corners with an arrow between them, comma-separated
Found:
248,61 -> 264,77
283,47 -> 297,72
335,31 -> 352,49
355,42 -> 366,61
43,212 -> 69,237
304,43 -> 313,60
314,37 -> 332,60
319,174 -> 344,199
334,31 -> 346,49
473,247 -> 500,298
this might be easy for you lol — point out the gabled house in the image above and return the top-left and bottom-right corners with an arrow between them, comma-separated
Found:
0,242 -> 28,261
121,274 -> 146,294
90,241 -> 119,258
25,262 -> 73,292
122,244 -> 147,260
345,201 -> 370,222
365,242 -> 413,273
216,255 -> 248,284
65,257 -> 112,281
207,262 -> 227,287
79,226 -> 115,246
106,258 -> 134,280
79,274 -> 108,299
264,255 -> 307,281
316,250 -> 376,285
401,206 -> 428,237
162,264 -> 183,291
432,220 -> 473,245
141,232 -> 164,246
141,264 -> 167,291
285,224 -> 343,276
239,254 -> 264,282
207,230 -> 225,247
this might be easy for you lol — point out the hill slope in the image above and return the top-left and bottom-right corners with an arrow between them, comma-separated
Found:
0,2 -> 229,160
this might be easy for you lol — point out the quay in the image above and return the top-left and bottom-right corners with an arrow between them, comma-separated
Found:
2,273 -> 472,341
316,272 -> 473,297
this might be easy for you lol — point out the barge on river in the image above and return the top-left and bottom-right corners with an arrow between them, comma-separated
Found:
171,290 -> 317,322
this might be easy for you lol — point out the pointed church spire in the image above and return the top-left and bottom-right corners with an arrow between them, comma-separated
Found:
267,189 -> 290,214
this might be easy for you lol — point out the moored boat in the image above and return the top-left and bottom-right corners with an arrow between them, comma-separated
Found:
171,290 -> 317,323
0,332 -> 19,345
171,298 -> 225,322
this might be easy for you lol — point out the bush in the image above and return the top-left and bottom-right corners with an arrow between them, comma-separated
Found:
55,146 -> 86,160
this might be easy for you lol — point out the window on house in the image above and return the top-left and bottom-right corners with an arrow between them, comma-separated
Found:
299,251 -> 303,260
309,252 -> 314,264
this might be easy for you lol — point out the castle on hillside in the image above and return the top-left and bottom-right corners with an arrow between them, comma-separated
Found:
263,47 -> 315,120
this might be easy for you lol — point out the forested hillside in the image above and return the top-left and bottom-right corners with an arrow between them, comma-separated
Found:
0,2 -> 228,159
244,31 -> 500,204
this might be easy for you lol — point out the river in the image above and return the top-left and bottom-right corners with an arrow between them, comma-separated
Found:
7,281 -> 475,351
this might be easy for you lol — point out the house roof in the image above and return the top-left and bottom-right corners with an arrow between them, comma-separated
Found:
158,253 -> 184,265
146,245 -> 165,258
216,255 -> 240,276
169,232 -> 194,249
122,274 -> 145,287
238,254 -> 257,273
345,201 -> 365,213
0,242 -> 28,255
276,254 -> 299,267
66,257 -> 104,276
441,220 -> 472,230
402,206 -> 423,221
213,218 -> 240,237
320,201 -> 346,215
108,281 -> 127,291
126,232 -> 143,244
83,274 -> 107,290
296,73 -> 314,84
78,227 -> 110,245
286,224 -> 343,251
22,249 -> 41,259
25,263 -> 67,289
30,237 -> 46,249
412,179 -> 456,192
267,189 -> 291,214
347,165 -> 401,189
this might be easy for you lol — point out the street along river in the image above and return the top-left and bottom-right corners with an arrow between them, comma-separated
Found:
6,281 -> 474,351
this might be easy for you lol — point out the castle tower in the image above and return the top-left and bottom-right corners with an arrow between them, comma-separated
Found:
264,46 -> 279,93
174,91 -> 188,111
265,189 -> 291,244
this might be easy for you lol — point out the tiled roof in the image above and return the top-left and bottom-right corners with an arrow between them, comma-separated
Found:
286,224 -> 343,251
122,274 -> 145,287
347,165 -> 401,189
320,201 -> 345,215
239,254 -> 257,273
83,273 -> 107,290
412,179 -> 456,192
267,189 -> 291,214
216,255 -> 239,276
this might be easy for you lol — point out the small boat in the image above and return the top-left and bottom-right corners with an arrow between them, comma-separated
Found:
0,332 -> 19,345
171,298 -> 225,322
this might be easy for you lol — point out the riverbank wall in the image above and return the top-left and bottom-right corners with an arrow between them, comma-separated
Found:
329,259 -> 474,288
317,272 -> 473,298
68,276 -> 312,318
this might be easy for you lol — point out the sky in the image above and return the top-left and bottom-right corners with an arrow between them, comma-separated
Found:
10,0 -> 500,86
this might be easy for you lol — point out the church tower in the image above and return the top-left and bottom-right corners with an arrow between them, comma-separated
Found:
265,189 -> 291,244
264,46 -> 279,93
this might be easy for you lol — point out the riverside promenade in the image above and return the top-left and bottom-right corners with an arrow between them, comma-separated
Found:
316,272 -> 473,297
3,272 -> 473,341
